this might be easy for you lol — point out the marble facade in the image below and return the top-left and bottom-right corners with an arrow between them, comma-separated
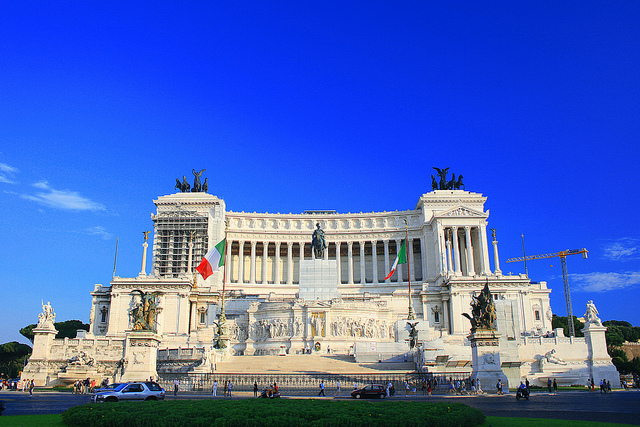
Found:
22,187 -> 619,387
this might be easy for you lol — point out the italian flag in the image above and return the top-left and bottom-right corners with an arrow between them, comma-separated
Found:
384,238 -> 407,280
196,238 -> 226,280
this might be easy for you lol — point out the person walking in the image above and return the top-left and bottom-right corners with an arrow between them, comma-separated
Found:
223,381 -> 229,397
334,380 -> 341,397
174,379 -> 179,396
319,380 -> 325,396
427,379 -> 432,397
253,381 -> 258,397
228,380 -> 233,397
29,380 -> 35,397
212,380 -> 218,397
553,378 -> 558,394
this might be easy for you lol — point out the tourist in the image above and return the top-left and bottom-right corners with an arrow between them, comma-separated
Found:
253,381 -> 258,397
228,380 -> 233,397
224,381 -> 229,397
496,379 -> 503,395
319,380 -> 325,396
476,378 -> 482,394
600,379 -> 604,393
212,380 -> 218,397
405,380 -> 409,396
334,380 -> 341,397
607,380 -> 611,393
427,379 -> 432,396
174,379 -> 179,396
553,378 -> 558,394
548,378 -> 553,393
29,380 -> 34,397
591,378 -> 595,392
327,345 -> 331,354
386,382 -> 392,397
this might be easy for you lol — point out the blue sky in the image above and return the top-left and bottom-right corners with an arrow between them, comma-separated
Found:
1,2 -> 639,345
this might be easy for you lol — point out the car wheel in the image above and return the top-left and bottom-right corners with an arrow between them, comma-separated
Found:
145,396 -> 158,401
355,394 -> 361,399
106,397 -> 118,403
379,394 -> 385,399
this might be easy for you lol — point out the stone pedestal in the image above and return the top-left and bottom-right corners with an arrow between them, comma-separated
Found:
298,259 -> 339,301
469,330 -> 509,393
583,323 -> 620,385
22,327 -> 58,386
121,331 -> 161,382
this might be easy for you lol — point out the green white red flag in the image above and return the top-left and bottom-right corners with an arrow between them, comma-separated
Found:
196,238 -> 226,280
384,238 -> 407,280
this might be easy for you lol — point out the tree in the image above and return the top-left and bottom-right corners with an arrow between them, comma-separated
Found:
19,320 -> 90,344
0,342 -> 32,378
551,315 -> 584,337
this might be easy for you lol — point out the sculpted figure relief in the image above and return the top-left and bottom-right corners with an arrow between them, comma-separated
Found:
130,291 -> 160,332
174,170 -> 208,193
544,349 -> 568,365
431,167 -> 464,190
462,281 -> 496,332
37,300 -> 56,329
584,300 -> 602,326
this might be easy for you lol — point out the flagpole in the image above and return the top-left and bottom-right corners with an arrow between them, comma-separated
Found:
218,221 -> 229,348
405,219 -> 416,320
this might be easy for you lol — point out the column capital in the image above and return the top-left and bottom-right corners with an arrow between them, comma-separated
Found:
251,241 -> 257,247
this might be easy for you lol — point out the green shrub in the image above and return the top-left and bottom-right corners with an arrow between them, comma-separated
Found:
62,399 -> 485,427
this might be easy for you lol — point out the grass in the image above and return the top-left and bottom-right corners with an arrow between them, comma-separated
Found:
0,414 -> 635,427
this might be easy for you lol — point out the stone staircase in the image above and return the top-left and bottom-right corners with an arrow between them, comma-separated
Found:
214,354 -> 416,374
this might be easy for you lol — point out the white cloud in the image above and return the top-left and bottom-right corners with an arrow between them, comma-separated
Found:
602,238 -> 640,261
570,271 -> 640,292
20,181 -> 106,211
0,162 -> 18,184
81,226 -> 113,241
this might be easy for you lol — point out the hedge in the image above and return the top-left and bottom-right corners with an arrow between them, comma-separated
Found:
62,399 -> 484,427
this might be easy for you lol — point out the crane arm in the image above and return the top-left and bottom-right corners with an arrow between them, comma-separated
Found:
505,248 -> 587,263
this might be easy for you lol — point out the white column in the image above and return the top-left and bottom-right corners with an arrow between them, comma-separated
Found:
262,241 -> 269,284
359,241 -> 366,284
300,242 -> 305,263
395,239 -> 403,283
465,226 -> 475,276
186,238 -> 192,277
347,241 -> 354,284
452,226 -> 461,276
371,240 -> 378,283
445,236 -> 453,275
324,241 -> 329,260
420,237 -> 427,280
493,239 -> 502,275
140,241 -> 149,276
237,241 -> 244,284
437,226 -> 447,276
287,242 -> 294,284
250,241 -> 257,284
274,241 -> 281,285
480,225 -> 491,276
408,238 -> 415,281
384,240 -> 390,283
335,242 -> 342,284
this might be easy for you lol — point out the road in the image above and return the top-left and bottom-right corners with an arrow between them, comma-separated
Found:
1,390 -> 639,424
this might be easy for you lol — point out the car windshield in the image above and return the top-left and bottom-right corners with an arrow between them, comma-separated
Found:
113,383 -> 128,391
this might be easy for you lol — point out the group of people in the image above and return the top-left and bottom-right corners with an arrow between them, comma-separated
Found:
72,378 -> 95,394
209,379 -> 234,397
1,378 -> 35,396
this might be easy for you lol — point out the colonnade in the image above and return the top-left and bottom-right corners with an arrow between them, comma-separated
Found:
441,225 -> 491,277
225,238 -> 426,286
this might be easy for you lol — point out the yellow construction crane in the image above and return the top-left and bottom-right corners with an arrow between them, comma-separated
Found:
506,248 -> 588,337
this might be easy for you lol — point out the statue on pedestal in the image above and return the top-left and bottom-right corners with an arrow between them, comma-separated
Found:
462,281 -> 496,332
584,300 -> 602,326
130,291 -> 160,332
37,300 -> 56,329
312,223 -> 327,258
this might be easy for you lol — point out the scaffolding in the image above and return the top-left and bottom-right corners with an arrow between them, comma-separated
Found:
152,210 -> 209,278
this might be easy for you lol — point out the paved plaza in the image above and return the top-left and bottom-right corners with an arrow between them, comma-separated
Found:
1,389 -> 639,424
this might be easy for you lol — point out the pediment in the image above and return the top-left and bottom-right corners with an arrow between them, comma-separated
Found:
436,205 -> 486,218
